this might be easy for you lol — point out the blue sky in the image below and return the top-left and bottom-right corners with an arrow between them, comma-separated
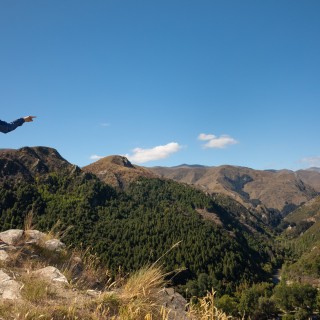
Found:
1,0 -> 319,170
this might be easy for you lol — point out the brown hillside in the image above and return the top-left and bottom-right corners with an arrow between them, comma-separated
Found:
296,169 -> 320,192
149,165 -> 319,215
82,155 -> 156,189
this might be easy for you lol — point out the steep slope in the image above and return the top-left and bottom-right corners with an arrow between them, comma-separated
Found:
149,165 -> 319,223
283,195 -> 320,248
82,155 -> 156,189
280,196 -> 320,284
296,168 -> 320,192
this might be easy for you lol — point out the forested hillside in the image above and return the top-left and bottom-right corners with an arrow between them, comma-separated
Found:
279,196 -> 320,286
0,147 -> 276,297
1,147 -> 320,318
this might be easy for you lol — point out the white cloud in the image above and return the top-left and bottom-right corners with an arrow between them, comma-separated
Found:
198,133 -> 238,149
126,142 -> 181,164
198,133 -> 216,141
300,156 -> 320,167
90,154 -> 104,160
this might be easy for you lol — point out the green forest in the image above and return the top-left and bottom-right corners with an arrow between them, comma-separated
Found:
1,167 -> 320,319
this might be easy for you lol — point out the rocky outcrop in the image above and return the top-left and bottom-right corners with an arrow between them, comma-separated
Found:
0,270 -> 21,300
0,228 -> 189,319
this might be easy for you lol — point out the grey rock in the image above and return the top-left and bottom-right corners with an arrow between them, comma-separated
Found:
0,270 -> 21,300
0,229 -> 23,245
159,287 -> 188,320
33,266 -> 68,284
24,229 -> 47,244
44,239 -> 66,252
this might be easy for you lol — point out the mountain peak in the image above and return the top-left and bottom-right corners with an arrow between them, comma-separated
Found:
83,155 -> 156,189
0,146 -> 73,181
109,155 -> 134,168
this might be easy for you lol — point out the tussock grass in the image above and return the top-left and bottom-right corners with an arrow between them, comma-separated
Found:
187,289 -> 231,320
118,265 -> 170,320
45,219 -> 73,242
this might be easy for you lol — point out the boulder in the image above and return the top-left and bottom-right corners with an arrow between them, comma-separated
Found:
0,229 -> 23,245
33,266 -> 68,284
44,239 -> 66,252
24,229 -> 47,244
0,269 -> 21,300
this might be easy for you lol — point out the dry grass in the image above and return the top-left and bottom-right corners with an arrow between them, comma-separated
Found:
62,247 -> 114,290
24,211 -> 34,231
118,265 -> 170,320
42,219 -> 73,243
187,289 -> 232,320
20,273 -> 57,302
3,218 -> 189,319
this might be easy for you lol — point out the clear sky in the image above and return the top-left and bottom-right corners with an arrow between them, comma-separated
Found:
1,0 -> 319,170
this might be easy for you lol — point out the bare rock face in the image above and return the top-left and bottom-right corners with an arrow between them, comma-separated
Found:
33,266 -> 68,284
0,229 -> 24,245
0,270 -> 21,300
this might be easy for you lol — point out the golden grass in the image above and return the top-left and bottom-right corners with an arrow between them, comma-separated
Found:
118,265 -> 170,320
24,211 -> 34,231
187,289 -> 232,320
20,273 -> 57,302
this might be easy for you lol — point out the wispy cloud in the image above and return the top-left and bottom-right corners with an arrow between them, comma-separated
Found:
198,133 -> 238,149
101,123 -> 110,127
300,156 -> 320,167
126,142 -> 181,164
90,154 -> 104,160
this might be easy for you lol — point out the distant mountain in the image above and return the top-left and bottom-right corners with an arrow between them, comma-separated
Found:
82,155 -> 156,189
173,164 -> 209,168
296,168 -> 320,192
306,167 -> 320,172
148,165 -> 320,224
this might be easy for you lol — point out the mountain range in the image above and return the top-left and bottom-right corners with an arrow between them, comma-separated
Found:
84,157 -> 320,226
